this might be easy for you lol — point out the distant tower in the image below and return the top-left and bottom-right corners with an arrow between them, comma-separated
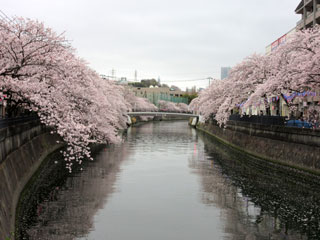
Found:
158,76 -> 161,85
134,70 -> 138,82
221,67 -> 231,80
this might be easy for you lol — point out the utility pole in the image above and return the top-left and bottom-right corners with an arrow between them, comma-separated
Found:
111,69 -> 115,80
134,70 -> 138,82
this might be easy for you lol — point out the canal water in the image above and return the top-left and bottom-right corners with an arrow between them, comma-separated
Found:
19,121 -> 320,240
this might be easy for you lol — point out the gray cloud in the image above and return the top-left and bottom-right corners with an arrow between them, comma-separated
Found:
3,0 -> 300,89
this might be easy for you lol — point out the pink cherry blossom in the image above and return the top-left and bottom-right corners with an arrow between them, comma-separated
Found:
158,100 -> 187,113
191,27 -> 320,126
121,87 -> 158,112
0,18 -> 129,172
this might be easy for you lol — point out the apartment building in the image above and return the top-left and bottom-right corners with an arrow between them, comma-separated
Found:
131,87 -> 188,106
295,0 -> 320,29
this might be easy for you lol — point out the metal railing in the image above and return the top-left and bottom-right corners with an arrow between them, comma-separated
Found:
128,112 -> 198,118
0,115 -> 39,129
228,114 -> 286,126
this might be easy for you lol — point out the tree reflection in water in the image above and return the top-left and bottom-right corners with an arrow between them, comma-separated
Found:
190,131 -> 320,240
24,142 -> 131,240
20,122 -> 320,240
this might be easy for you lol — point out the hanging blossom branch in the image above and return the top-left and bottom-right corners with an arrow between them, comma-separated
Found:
0,17 -> 129,172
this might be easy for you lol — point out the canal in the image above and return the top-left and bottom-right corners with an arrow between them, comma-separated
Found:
18,121 -> 320,240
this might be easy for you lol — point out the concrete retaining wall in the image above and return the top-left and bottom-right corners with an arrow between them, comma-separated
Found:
0,121 -> 45,165
0,123 -> 62,239
197,120 -> 320,174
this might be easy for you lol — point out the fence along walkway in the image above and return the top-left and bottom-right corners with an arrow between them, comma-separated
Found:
0,115 -> 39,129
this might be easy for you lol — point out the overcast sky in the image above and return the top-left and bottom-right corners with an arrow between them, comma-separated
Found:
3,0 -> 300,90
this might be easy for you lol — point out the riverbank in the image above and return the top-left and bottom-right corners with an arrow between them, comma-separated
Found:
195,119 -> 320,177
1,115 -> 188,239
14,143 -> 106,239
0,130 -> 63,239
16,121 -> 320,240
0,119 -> 115,239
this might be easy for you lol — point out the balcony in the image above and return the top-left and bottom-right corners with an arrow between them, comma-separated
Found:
304,0 -> 313,7
297,19 -> 304,29
296,0 -> 317,14
296,5 -> 320,29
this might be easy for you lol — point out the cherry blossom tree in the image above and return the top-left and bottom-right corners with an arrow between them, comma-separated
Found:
191,54 -> 277,125
192,27 -> 320,126
190,53 -> 272,125
0,17 -> 129,171
157,100 -> 190,113
158,100 -> 182,112
176,102 -> 189,113
247,26 -> 320,119
121,87 -> 158,112
189,79 -> 228,121
132,97 -> 158,112
218,54 -> 273,123
262,27 -> 320,94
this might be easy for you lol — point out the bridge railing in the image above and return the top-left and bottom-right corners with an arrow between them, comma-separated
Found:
127,111 -> 198,117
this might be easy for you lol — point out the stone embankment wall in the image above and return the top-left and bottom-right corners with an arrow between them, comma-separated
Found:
0,121 -> 62,239
197,120 -> 320,174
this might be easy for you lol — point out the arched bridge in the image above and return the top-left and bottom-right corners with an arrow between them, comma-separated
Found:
127,112 -> 199,118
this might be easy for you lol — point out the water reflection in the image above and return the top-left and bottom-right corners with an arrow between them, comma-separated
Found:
77,121 -> 225,240
25,143 -> 130,240
22,121 -> 320,240
192,131 -> 320,240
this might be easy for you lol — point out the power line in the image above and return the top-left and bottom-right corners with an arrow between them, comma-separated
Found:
106,77 -> 213,85
124,77 -> 210,83
102,74 -> 215,83
160,78 -> 209,83
0,10 -> 19,27
0,10 -> 14,24
0,14 -> 10,24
